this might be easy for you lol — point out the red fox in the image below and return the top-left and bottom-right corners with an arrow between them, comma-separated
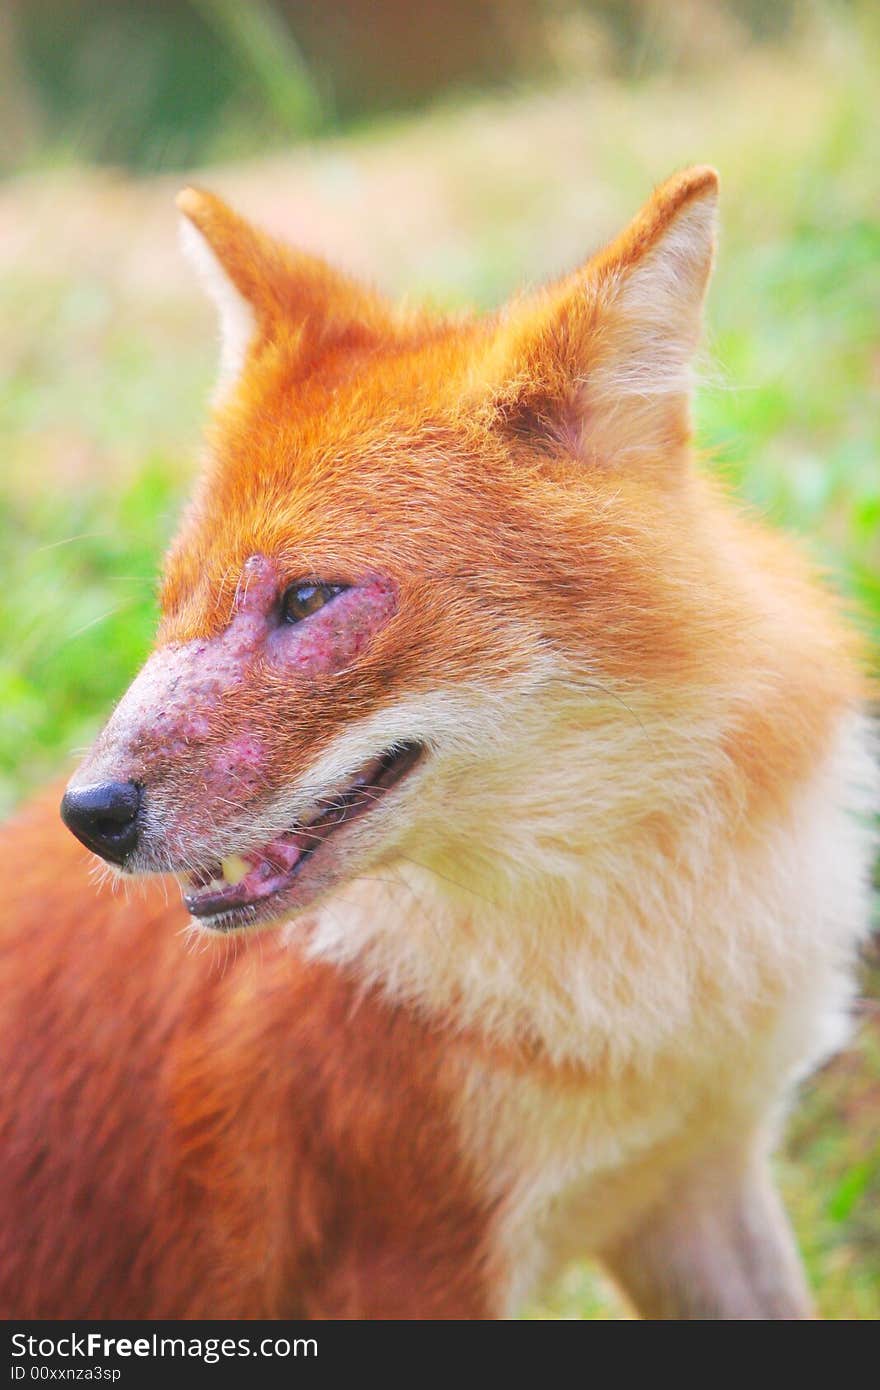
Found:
1,168 -> 876,1319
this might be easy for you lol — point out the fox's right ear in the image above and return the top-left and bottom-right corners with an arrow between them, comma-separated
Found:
176,188 -> 386,402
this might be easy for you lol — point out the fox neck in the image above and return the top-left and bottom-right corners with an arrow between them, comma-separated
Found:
293,682 -> 771,1072
293,666 -> 870,1078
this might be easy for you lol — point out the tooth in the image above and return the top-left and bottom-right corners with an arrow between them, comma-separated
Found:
221,854 -> 249,886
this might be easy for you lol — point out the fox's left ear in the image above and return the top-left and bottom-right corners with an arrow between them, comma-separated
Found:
488,166 -> 719,472
176,187 -> 386,401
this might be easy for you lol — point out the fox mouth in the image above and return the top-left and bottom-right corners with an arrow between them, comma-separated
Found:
180,741 -> 424,931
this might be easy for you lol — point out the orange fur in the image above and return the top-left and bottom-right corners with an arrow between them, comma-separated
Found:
0,791 -> 495,1319
0,169 -> 874,1319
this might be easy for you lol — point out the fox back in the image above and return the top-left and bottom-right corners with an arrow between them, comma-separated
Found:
1,168 -> 875,1319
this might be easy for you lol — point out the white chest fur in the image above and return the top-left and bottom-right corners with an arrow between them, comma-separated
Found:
453,711 -> 877,1310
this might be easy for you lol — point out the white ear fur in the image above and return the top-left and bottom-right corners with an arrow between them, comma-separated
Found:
604,189 -> 717,401
179,215 -> 257,402
577,184 -> 718,464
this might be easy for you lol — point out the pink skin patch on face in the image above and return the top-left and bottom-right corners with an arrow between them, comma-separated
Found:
266,578 -> 398,675
205,732 -> 267,799
74,554 -> 398,800
64,551 -> 420,928
237,552 -> 398,679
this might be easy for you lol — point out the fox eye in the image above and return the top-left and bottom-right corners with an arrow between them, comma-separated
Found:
281,581 -> 345,625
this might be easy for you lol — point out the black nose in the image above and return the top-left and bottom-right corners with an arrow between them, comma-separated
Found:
60,781 -> 141,864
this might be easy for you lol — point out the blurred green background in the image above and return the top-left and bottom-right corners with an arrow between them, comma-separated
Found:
0,0 -> 878,1318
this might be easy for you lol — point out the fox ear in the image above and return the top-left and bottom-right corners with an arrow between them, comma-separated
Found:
176,187 -> 386,401
177,189 -> 264,399
489,167 -> 719,472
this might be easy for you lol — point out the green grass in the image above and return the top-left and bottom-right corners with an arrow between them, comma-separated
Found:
1,6 -> 878,1319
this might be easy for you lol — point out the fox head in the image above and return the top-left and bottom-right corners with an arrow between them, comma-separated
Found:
62,168 -> 736,934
